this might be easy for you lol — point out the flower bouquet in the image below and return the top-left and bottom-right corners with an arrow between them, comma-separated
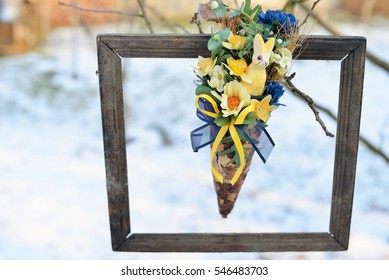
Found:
191,0 -> 300,218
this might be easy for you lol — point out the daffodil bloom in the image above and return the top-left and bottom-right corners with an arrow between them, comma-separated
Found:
240,34 -> 275,96
251,95 -> 278,122
226,57 -> 251,83
222,34 -> 246,50
208,65 -> 227,92
196,56 -> 216,76
221,80 -> 251,117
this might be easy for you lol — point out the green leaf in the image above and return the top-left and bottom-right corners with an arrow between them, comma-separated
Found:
230,10 -> 241,19
243,0 -> 252,14
243,0 -> 262,20
218,28 -> 231,41
221,135 -> 233,143
208,28 -> 231,51
217,53 -> 232,64
243,112 -> 257,124
195,85 -> 212,96
211,44 -> 222,59
224,73 -> 234,83
279,40 -> 291,48
214,0 -> 227,17
230,1 -> 244,19
208,38 -> 220,51
214,113 -> 229,127
218,146 -> 235,157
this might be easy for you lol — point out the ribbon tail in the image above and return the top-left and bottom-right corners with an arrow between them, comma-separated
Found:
210,124 -> 229,184
190,122 -> 214,152
239,120 -> 275,163
229,122 -> 245,185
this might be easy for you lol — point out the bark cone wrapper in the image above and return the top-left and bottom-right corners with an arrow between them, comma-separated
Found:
191,96 -> 275,218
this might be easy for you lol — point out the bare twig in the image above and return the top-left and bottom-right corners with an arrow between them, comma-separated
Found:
298,1 -> 389,74
190,12 -> 204,34
299,0 -> 322,28
57,1 -> 141,18
284,73 -> 335,138
285,73 -> 389,163
136,0 -> 154,33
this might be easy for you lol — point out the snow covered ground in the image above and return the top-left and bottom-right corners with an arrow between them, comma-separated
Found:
0,20 -> 388,260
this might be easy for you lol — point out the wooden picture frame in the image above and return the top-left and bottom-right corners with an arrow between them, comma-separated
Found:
97,34 -> 366,252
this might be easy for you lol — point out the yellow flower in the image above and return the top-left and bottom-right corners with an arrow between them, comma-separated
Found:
221,81 -> 251,117
226,57 -> 251,83
222,34 -> 246,50
251,95 -> 278,122
196,56 -> 216,76
240,34 -> 275,96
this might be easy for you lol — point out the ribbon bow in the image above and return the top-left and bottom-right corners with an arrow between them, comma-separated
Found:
191,94 -> 275,185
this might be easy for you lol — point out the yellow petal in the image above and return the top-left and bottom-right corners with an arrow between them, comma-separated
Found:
253,95 -> 273,122
198,57 -> 214,72
227,58 -> 248,75
222,35 -> 246,50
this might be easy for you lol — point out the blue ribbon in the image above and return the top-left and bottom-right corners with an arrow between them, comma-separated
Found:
190,98 -> 275,164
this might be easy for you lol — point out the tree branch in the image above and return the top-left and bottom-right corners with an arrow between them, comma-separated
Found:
190,12 -> 204,34
284,73 -> 389,163
284,73 -> 335,138
58,1 -> 155,33
136,0 -> 154,34
299,0 -> 322,28
298,1 -> 389,75
57,1 -> 141,18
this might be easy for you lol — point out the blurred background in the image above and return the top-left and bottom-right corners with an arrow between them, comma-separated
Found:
0,0 -> 388,260
1,0 -> 389,55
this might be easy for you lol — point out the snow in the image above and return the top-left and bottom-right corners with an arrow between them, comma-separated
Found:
0,22 -> 388,260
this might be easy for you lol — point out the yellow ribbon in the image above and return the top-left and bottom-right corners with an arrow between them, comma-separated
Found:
195,94 -> 256,185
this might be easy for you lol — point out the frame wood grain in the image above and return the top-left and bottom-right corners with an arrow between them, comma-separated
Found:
97,34 -> 366,252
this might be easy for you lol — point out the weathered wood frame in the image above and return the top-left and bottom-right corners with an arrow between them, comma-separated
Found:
97,34 -> 366,252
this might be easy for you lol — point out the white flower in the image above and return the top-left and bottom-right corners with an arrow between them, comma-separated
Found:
270,47 -> 292,78
208,65 -> 227,92
221,81 -> 251,117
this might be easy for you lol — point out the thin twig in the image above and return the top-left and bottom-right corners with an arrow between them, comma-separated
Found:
299,0 -> 322,28
190,12 -> 204,34
284,73 -> 335,138
285,73 -> 389,163
136,0 -> 154,33
57,1 -> 141,17
298,1 -> 389,74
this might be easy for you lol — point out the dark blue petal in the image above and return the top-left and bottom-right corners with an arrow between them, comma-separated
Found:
263,81 -> 285,106
257,9 -> 298,32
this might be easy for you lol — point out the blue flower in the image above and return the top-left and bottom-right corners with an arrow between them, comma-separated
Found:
257,9 -> 298,31
263,81 -> 285,106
